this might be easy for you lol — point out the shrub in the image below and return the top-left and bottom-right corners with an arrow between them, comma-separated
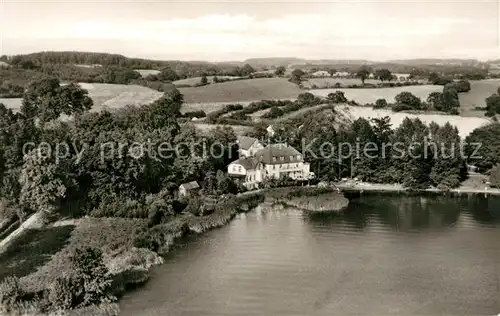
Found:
392,104 -> 413,112
46,276 -> 83,310
454,80 -> 471,93
327,91 -> 348,104
0,276 -> 25,313
71,247 -> 114,307
394,91 -> 422,109
374,98 -> 388,108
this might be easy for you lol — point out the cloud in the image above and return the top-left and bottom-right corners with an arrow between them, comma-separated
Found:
2,12 -> 498,60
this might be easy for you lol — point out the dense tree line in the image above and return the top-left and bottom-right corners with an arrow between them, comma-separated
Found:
268,111 -> 467,190
5,52 -> 259,82
0,78 -> 239,223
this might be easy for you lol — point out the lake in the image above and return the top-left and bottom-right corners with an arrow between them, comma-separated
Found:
120,193 -> 500,315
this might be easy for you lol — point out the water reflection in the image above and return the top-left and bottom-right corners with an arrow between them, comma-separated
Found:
120,193 -> 500,316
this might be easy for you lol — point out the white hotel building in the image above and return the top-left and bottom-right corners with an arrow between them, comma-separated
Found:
228,136 -> 314,189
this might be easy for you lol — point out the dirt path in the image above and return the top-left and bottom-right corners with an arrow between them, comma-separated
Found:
0,212 -> 44,254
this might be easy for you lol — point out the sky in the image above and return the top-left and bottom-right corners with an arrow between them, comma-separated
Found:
1,0 -> 499,61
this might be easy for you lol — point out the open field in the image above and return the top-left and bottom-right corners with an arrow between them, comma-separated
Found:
173,76 -> 242,87
304,77 -> 427,88
179,78 -> 302,104
0,83 -> 164,113
458,79 -> 500,116
193,123 -> 252,136
311,85 -> 443,105
0,97 -> 23,111
335,104 -> 490,138
181,100 -> 254,114
134,69 -> 160,77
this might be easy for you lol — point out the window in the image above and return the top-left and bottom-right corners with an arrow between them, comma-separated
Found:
280,156 -> 284,161
238,166 -> 242,172
290,156 -> 293,161
297,155 -> 301,160
272,157 -> 276,162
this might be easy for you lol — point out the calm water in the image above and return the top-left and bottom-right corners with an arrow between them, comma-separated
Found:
120,193 -> 500,315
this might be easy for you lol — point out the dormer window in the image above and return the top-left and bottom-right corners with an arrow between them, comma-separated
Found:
272,157 -> 276,162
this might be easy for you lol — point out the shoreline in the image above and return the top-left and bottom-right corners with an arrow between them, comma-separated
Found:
335,182 -> 500,196
3,184 -> 495,315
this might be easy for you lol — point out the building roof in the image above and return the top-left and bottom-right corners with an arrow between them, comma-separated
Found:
254,144 -> 303,165
229,157 -> 258,170
237,136 -> 258,150
179,181 -> 200,190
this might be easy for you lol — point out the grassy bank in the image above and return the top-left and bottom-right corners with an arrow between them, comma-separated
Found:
0,187 -> 348,315
264,186 -> 349,212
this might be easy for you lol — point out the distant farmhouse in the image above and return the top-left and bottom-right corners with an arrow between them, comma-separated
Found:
311,70 -> 330,77
393,73 -> 412,81
332,71 -> 350,78
489,63 -> 500,75
228,137 -> 314,189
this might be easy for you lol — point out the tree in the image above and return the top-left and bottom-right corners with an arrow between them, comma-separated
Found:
395,91 -> 422,109
375,69 -> 393,82
289,69 -> 305,85
454,80 -> 471,93
328,68 -> 337,77
213,75 -> 219,83
428,72 -> 440,84
489,165 -> 500,188
465,123 -> 500,171
429,123 -> 466,190
485,93 -> 500,116
18,147 -> 76,217
200,75 -> 208,86
21,78 -> 93,123
274,66 -> 286,77
71,247 -> 114,306
241,64 -> 255,76
215,170 -> 237,195
356,66 -> 372,84
297,92 -> 321,105
497,86 -> 500,95
374,98 -> 388,108
157,66 -> 179,82
441,84 -> 460,111
327,91 -> 348,104
427,92 -> 444,110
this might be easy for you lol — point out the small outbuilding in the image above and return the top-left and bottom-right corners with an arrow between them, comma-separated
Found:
179,181 -> 200,197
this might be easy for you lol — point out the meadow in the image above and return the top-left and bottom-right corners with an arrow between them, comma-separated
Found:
334,104 -> 490,138
458,79 -> 500,116
0,83 -> 164,112
179,78 -> 302,105
192,123 -> 253,136
311,85 -> 443,105
133,69 -> 161,77
173,76 -> 242,87
303,77 -> 427,89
